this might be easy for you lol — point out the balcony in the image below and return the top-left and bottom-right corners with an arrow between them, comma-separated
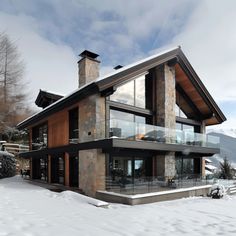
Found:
96,119 -> 220,150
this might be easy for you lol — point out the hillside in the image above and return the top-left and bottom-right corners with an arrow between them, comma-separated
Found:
207,131 -> 236,167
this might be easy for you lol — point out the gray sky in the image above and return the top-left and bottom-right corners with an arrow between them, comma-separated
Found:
0,0 -> 235,129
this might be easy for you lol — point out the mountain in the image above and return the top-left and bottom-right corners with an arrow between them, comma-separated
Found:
207,131 -> 236,167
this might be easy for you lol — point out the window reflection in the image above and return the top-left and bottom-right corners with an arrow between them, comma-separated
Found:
135,75 -> 146,108
109,109 -> 146,139
175,104 -> 187,118
32,123 -> 48,150
110,74 -> 146,108
110,109 -> 146,123
110,80 -> 134,106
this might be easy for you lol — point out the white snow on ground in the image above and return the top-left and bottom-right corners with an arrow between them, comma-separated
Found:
1,176 -> 236,236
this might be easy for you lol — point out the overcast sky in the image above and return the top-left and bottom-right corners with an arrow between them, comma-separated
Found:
0,0 -> 235,130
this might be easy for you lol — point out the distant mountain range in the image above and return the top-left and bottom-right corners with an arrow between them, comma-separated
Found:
207,129 -> 236,168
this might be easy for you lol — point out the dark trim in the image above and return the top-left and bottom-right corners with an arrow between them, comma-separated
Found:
176,117 -> 201,126
107,100 -> 153,117
111,139 -> 220,155
20,138 -> 219,159
19,139 -> 113,158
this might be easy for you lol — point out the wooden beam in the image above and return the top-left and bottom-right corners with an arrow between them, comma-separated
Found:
176,83 -> 204,120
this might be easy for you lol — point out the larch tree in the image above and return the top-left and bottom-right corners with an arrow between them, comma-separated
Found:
0,32 -> 31,141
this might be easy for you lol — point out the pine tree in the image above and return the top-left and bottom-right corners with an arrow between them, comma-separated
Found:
219,157 -> 232,179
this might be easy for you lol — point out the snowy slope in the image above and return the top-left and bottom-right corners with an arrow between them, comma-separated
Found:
1,176 -> 236,236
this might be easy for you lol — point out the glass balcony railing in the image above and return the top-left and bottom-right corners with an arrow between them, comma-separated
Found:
95,119 -> 220,149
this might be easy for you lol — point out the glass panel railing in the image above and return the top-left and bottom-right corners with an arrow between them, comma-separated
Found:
105,174 -> 216,195
95,119 -> 220,149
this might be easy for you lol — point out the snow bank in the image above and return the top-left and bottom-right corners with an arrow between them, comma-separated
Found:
1,176 -> 236,236
59,191 -> 109,207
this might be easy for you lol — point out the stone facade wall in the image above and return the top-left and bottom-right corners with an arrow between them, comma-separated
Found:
79,94 -> 106,142
154,64 -> 176,179
78,94 -> 106,196
79,149 -> 105,197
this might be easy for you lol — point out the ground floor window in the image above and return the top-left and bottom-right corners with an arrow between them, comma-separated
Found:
107,155 -> 152,186
69,153 -> 79,187
32,155 -> 48,181
175,155 -> 201,177
40,156 -> 48,181
51,155 -> 65,185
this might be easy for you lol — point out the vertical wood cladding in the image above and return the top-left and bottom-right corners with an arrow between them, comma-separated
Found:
48,109 -> 69,148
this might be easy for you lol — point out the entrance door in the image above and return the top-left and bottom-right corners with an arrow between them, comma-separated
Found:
69,153 -> 79,187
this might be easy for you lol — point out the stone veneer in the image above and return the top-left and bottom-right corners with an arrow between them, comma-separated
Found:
78,94 -> 106,196
78,57 -> 100,88
154,63 -> 176,179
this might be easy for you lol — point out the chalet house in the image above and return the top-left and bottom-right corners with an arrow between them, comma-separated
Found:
17,47 -> 226,197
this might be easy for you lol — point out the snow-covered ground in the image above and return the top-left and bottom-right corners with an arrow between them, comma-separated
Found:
1,176 -> 236,236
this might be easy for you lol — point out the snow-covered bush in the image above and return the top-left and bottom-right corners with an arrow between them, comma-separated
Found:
0,151 -> 16,179
209,184 -> 225,199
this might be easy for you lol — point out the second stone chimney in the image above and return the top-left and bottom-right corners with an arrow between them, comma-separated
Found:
78,50 -> 100,88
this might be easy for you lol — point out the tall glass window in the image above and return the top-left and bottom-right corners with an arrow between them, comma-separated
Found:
69,107 -> 79,143
32,123 -> 48,150
40,156 -> 48,181
176,156 -> 194,176
110,74 -> 146,108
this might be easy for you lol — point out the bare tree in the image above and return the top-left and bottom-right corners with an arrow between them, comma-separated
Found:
0,32 -> 30,140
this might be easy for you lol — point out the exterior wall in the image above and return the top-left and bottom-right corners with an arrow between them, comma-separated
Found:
78,94 -> 106,196
79,149 -> 105,197
79,94 -> 105,142
48,109 -> 69,148
154,64 -> 176,179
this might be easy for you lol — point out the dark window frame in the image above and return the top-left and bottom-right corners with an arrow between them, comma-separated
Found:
32,122 -> 48,150
69,107 -> 79,142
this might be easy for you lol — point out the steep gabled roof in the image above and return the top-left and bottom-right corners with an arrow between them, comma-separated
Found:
17,46 -> 226,129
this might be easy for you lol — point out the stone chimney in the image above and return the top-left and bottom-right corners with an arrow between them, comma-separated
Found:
78,50 -> 100,88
